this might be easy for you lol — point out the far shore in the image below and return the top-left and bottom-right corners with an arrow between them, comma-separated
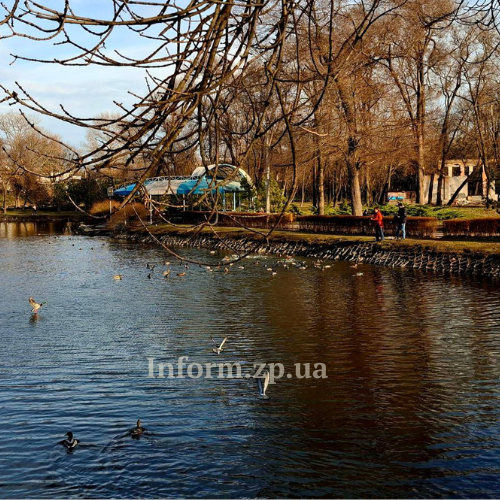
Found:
0,210 -> 90,222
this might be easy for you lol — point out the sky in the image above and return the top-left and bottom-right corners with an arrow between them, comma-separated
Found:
0,1 -> 169,149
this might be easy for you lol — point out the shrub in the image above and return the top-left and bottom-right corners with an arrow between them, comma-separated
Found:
108,202 -> 150,229
89,199 -> 121,216
289,203 -> 305,216
443,218 -> 500,237
66,178 -> 108,210
295,215 -> 438,238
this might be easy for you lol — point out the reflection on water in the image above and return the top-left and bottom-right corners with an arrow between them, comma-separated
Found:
0,220 -> 73,238
1,223 -> 500,498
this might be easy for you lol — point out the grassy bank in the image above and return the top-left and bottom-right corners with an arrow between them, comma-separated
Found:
126,222 -> 500,256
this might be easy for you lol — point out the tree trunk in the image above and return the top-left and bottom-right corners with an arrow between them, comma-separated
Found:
317,155 -> 325,215
447,171 -> 471,206
436,173 -> 444,206
348,164 -> 363,216
2,183 -> 6,213
427,173 -> 434,205
312,164 -> 317,209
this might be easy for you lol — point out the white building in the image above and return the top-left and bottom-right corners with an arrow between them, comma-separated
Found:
424,160 -> 497,205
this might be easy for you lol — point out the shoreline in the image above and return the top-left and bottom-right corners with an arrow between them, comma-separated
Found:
101,223 -> 500,279
0,212 -> 90,223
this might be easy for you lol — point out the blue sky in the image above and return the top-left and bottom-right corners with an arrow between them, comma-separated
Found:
0,1 -> 169,149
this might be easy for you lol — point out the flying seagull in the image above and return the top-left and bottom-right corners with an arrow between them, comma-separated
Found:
255,370 -> 270,399
29,297 -> 46,314
211,337 -> 227,354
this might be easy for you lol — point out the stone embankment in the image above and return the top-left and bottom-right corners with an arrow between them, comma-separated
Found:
112,229 -> 500,279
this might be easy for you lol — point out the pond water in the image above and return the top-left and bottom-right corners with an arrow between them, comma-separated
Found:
1,222 -> 500,498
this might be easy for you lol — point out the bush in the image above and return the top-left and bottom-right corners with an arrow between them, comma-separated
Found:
443,218 -> 500,237
66,178 -> 108,210
108,202 -> 150,229
89,199 -> 121,216
171,210 -> 439,237
295,215 -> 438,238
172,210 -> 294,228
289,203 -> 305,216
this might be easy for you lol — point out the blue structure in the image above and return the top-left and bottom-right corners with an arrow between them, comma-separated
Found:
114,164 -> 251,198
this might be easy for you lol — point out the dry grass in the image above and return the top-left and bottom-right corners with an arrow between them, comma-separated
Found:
89,200 -> 121,216
107,202 -> 150,229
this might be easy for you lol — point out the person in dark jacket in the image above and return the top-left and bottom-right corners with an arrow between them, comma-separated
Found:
395,202 -> 407,239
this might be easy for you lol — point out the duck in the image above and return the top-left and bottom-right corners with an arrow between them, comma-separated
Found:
177,272 -> 186,277
113,275 -> 122,280
61,431 -> 79,450
163,270 -> 171,277
131,419 -> 144,437
29,297 -> 46,314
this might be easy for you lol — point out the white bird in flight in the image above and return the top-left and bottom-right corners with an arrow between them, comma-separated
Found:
211,337 -> 227,354
29,297 -> 46,314
256,370 -> 270,399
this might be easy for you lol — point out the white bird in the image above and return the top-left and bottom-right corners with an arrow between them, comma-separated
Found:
29,297 -> 46,314
211,337 -> 227,354
355,272 -> 364,276
255,370 -> 270,399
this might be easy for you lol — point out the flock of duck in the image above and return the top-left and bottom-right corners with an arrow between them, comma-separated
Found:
28,289 -> 271,453
28,249 -> 362,453
110,253 -> 364,282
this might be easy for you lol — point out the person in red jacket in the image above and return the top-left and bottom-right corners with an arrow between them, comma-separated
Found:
371,207 -> 384,242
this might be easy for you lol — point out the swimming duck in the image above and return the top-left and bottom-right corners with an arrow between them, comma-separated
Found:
131,419 -> 144,437
177,272 -> 186,277
61,431 -> 79,450
163,270 -> 171,277
29,297 -> 46,314
114,274 -> 123,280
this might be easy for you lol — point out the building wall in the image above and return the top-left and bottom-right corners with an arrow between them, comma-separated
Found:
424,160 -> 496,205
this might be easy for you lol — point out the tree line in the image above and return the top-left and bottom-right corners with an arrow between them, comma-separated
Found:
1,0 -> 500,215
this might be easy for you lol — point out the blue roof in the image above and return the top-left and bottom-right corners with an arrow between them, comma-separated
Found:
176,177 -> 217,195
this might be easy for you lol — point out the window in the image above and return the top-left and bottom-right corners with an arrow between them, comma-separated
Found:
452,166 -> 462,176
